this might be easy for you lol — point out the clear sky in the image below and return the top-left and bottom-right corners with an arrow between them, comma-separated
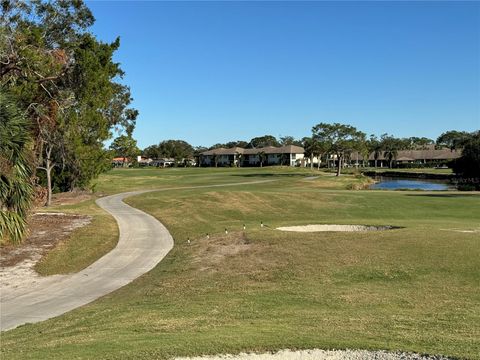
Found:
87,1 -> 480,149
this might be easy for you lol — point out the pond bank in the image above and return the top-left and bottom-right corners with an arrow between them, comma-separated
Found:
363,170 -> 455,180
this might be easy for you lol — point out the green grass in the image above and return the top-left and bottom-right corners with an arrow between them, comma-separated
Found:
34,199 -> 118,275
2,168 -> 479,359
92,166 -> 364,194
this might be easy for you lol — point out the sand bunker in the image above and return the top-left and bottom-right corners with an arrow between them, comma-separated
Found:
175,349 -> 449,360
276,224 -> 396,232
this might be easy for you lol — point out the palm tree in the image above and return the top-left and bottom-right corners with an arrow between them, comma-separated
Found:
0,93 -> 34,244
236,152 -> 243,167
258,151 -> 266,167
368,135 -> 383,168
381,135 -> 401,168
302,137 -> 315,169
304,136 -> 328,170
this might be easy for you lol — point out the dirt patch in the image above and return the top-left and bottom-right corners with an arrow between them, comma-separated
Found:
276,224 -> 397,232
190,231 -> 252,272
51,190 -> 92,206
0,213 -> 91,293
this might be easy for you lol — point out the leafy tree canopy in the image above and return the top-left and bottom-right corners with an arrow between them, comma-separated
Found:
247,135 -> 279,148
143,140 -> 194,162
452,131 -> 480,179
1,0 -> 138,197
436,130 -> 472,150
279,136 -> 302,146
312,123 -> 365,176
110,135 -> 140,159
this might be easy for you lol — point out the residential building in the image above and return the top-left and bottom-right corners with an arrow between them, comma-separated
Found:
200,145 -> 305,167
349,145 -> 461,167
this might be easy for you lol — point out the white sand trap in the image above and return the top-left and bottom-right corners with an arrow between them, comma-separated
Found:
439,228 -> 480,233
276,224 -> 395,232
175,349 -> 449,360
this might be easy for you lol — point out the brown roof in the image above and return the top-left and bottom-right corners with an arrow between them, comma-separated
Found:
201,145 -> 305,156
276,145 -> 305,154
201,147 -> 245,156
365,147 -> 461,161
396,156 -> 415,161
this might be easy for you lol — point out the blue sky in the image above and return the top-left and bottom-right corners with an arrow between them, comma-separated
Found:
87,1 -> 480,148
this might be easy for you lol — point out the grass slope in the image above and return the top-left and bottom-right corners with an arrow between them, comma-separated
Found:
2,168 -> 479,359
35,200 -> 118,275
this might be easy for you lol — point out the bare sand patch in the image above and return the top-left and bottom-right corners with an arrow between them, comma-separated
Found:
175,349 -> 449,360
276,224 -> 396,232
439,228 -> 480,234
0,213 -> 91,296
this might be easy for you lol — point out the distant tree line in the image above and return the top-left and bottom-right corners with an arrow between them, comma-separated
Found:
1,0 -> 137,243
141,128 -> 478,179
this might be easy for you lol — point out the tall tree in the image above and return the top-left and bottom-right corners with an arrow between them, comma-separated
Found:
247,135 -> 279,148
193,146 -> 207,167
302,136 -> 327,170
1,0 -> 137,201
143,144 -> 161,159
436,130 -> 471,151
407,137 -> 434,148
258,151 -> 266,167
156,140 -> 194,164
302,137 -> 316,169
367,135 -> 383,168
381,134 -> 404,168
452,131 -> 480,179
0,93 -> 34,244
225,140 -> 248,148
280,135 -> 302,146
110,135 -> 140,166
406,137 -> 434,163
312,123 -> 365,176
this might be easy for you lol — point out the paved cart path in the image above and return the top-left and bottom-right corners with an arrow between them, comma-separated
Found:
0,180 -> 273,331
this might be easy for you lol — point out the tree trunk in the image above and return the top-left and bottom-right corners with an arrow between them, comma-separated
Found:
374,159 -> 377,168
317,156 -> 321,170
40,145 -> 54,207
336,155 -> 342,176
46,162 -> 52,207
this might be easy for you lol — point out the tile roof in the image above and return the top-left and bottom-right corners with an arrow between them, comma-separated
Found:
365,147 -> 461,161
201,145 -> 305,156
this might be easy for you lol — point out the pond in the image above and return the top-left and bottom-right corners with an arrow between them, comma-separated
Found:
369,176 -> 454,191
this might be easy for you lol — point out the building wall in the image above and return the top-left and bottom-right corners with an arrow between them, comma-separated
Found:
202,152 -> 304,167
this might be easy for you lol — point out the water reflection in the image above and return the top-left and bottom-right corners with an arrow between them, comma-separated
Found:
370,176 -> 453,191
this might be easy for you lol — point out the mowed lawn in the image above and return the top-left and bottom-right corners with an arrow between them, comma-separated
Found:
1,168 -> 479,359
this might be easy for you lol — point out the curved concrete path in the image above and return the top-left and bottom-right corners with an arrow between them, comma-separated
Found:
0,180 -> 272,331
